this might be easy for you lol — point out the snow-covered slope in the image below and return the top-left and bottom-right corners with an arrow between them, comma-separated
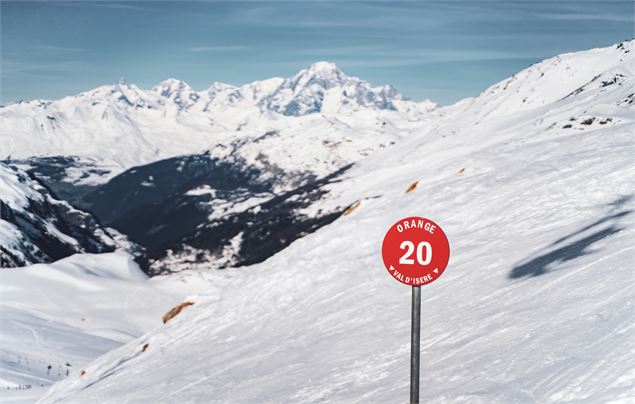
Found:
452,40 -> 634,122
0,252 -> 188,400
0,62 -> 435,186
38,41 -> 635,403
0,163 -> 116,267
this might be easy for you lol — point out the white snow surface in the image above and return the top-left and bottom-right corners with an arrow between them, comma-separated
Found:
0,252 -> 200,402
31,41 -> 635,403
0,164 -> 44,210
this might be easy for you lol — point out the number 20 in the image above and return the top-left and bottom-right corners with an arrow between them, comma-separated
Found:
399,241 -> 432,265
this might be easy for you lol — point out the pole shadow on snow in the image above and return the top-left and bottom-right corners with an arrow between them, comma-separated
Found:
509,196 -> 632,279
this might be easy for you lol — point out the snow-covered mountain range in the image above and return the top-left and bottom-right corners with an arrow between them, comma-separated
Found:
1,61 -> 435,186
0,40 -> 634,403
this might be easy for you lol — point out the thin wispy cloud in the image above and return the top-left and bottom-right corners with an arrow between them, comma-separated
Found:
188,46 -> 249,53
236,50 -> 544,72
91,2 -> 154,11
37,45 -> 89,52
49,1 -> 155,12
292,47 -> 544,63
228,3 -> 441,30
2,59 -> 92,78
540,12 -> 634,22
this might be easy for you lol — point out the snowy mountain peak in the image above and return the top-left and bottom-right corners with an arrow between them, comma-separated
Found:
615,39 -> 634,54
289,61 -> 349,91
106,80 -> 150,108
306,61 -> 340,73
152,78 -> 193,96
297,61 -> 346,85
259,61 -> 408,115
207,81 -> 237,93
149,78 -> 200,110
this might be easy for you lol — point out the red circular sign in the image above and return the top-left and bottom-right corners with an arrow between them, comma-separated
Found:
382,217 -> 450,286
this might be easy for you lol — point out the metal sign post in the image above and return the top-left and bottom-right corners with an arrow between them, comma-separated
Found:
382,217 -> 450,404
410,286 -> 421,404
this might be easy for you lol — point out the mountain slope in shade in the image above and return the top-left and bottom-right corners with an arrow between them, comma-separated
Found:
74,152 -> 350,275
0,163 -> 116,267
39,41 -> 635,403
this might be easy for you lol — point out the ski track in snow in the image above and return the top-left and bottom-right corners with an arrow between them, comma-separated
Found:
0,252 -> 203,403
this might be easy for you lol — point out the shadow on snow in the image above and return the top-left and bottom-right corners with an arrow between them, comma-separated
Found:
509,196 -> 632,279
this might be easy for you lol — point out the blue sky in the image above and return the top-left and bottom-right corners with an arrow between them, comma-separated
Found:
1,1 -> 633,105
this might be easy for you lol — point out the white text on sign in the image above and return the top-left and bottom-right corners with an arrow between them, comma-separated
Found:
399,241 -> 432,265
397,218 -> 436,234
390,268 -> 435,285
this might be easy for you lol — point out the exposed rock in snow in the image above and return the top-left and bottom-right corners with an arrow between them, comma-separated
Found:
0,163 -> 116,267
